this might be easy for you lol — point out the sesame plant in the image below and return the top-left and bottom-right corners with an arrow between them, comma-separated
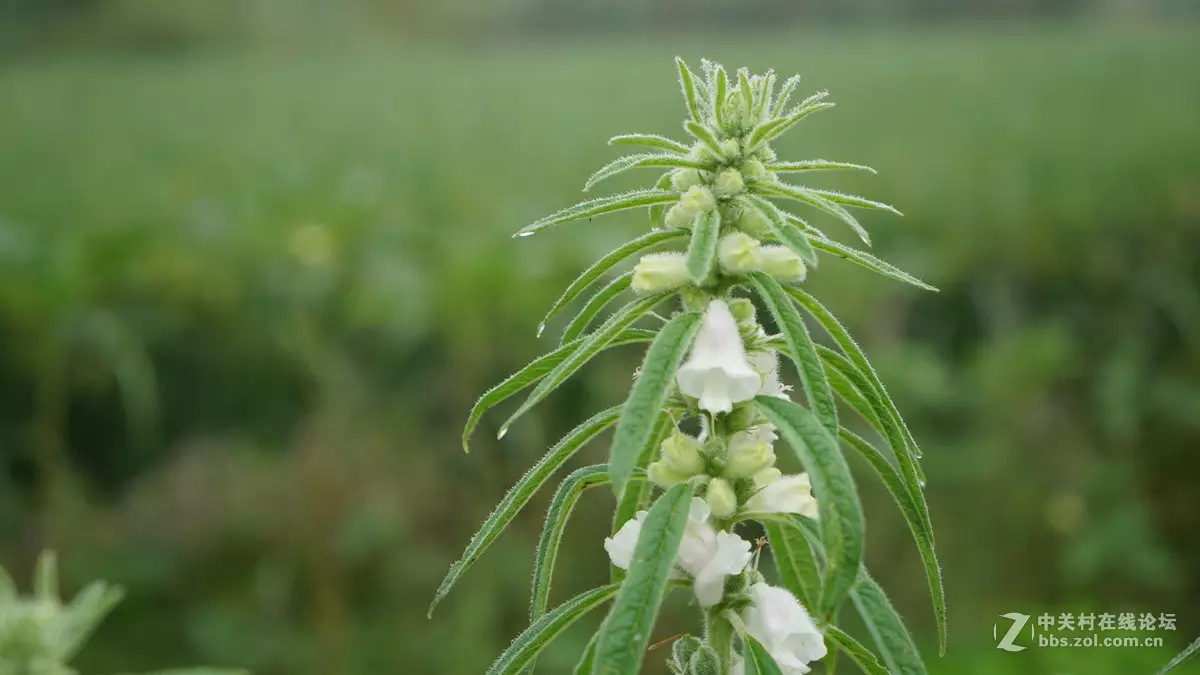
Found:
0,551 -> 245,675
430,58 -> 945,675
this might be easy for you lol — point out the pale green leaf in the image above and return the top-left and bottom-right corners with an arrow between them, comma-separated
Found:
561,273 -> 633,345
517,189 -> 680,238
686,209 -> 721,284
574,632 -> 600,675
806,188 -> 902,215
742,635 -> 784,675
608,311 -> 702,497
1158,637 -> 1200,674
612,412 -> 672,582
608,133 -> 690,155
825,626 -> 888,675
750,180 -> 870,246
675,57 -> 702,124
485,585 -> 619,675
764,520 -> 821,611
592,483 -> 694,675
764,160 -> 876,174
746,100 -> 834,153
585,154 -> 710,192
713,66 -> 728,131
770,76 -> 801,119
530,465 -> 612,626
851,571 -> 927,675
809,238 -> 938,292
684,121 -> 727,161
432,407 -> 621,616
744,195 -> 817,266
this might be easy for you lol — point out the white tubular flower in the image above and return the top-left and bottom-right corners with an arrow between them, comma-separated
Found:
675,498 -> 753,607
603,511 -> 647,570
746,474 -> 819,519
677,300 -> 762,414
759,245 -> 807,282
718,232 -> 762,274
749,349 -> 789,399
741,583 -> 827,674
632,252 -> 691,294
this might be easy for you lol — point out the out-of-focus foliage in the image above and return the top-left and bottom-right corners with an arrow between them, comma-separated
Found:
0,14 -> 1197,675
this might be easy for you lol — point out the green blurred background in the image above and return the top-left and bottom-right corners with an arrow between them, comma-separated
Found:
1,1 -> 1198,673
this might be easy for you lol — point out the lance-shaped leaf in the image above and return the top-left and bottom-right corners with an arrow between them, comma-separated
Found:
748,271 -> 837,436
742,635 -> 785,675
648,171 -> 675,228
608,311 -> 702,497
825,626 -> 888,675
675,57 -> 702,123
840,428 -> 944,654
561,273 -> 633,345
764,519 -> 821,610
684,121 -> 728,161
754,396 -> 864,618
60,581 -> 125,661
585,154 -> 710,192
784,287 -> 924,463
806,188 -> 902,215
539,229 -> 687,336
612,412 -> 672,582
462,328 -> 654,452
1158,637 -> 1200,675
608,133 -> 690,155
431,407 -> 621,616
809,238 -> 938,292
516,189 -> 680,238
744,196 -> 817,266
485,585 -> 620,675
712,65 -> 729,131
745,99 -> 834,153
574,632 -> 600,675
770,75 -> 801,119
500,294 -> 667,439
686,209 -> 721,283
764,160 -> 876,174
851,571 -> 927,675
750,180 -> 870,246
592,483 -> 694,675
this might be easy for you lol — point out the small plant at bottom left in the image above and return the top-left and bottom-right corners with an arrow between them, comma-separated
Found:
0,551 -> 246,675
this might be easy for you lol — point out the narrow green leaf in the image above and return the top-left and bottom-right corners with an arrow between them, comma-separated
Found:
585,154 -> 710,192
531,465 -> 612,625
748,271 -> 837,436
839,428 -> 944,657
809,238 -> 938,292
608,311 -> 702,497
501,294 -> 667,438
806,188 -> 902,215
737,68 -> 754,115
35,551 -> 57,601
684,121 -> 727,161
742,636 -> 785,675
765,519 -> 821,610
1158,637 -> 1200,675
851,571 -> 927,675
825,626 -> 888,675
752,69 -> 774,122
746,101 -> 834,153
574,632 -> 600,675
785,287 -> 924,463
754,396 -> 864,618
592,483 -> 694,675
517,189 -> 680,238
686,209 -> 721,283
649,171 -> 675,228
61,582 -> 125,661
485,585 -> 620,675
561,273 -> 633,346
675,57 -> 702,123
744,196 -> 817,266
462,328 -> 654,452
751,180 -> 870,246
612,412 -> 672,582
540,229 -> 688,336
431,407 -> 621,616
765,160 -> 876,174
609,133 -> 690,155
713,66 -> 728,131
770,75 -> 801,119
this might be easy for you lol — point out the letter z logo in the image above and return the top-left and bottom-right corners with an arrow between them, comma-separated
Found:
994,612 -> 1031,652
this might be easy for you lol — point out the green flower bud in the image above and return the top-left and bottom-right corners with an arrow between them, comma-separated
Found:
727,297 -> 756,326
661,431 -> 705,476
648,460 -> 688,488
691,141 -> 718,164
671,168 -> 703,191
664,204 -> 694,229
632,252 -> 691,294
741,158 -> 767,179
706,478 -> 738,518
680,286 -> 711,312
717,232 -> 761,274
713,168 -> 745,198
753,145 -> 777,163
670,636 -> 704,675
679,185 -> 716,215
719,139 -> 741,161
725,399 -> 758,430
727,442 -> 775,478
759,245 -> 808,281
735,203 -> 772,238
689,645 -> 721,675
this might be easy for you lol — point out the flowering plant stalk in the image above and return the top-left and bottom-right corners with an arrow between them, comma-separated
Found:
431,59 -> 945,675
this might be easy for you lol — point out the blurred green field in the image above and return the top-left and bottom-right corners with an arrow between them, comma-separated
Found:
1,24 -> 1198,675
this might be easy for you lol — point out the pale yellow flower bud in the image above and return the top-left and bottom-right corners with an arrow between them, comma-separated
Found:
648,460 -> 688,488
661,431 -> 705,476
632,253 -> 691,294
679,185 -> 716,215
713,168 -> 745,198
741,158 -> 766,180
664,204 -> 694,229
753,467 -> 783,489
671,168 -> 703,191
759,245 -> 807,282
727,298 -> 756,326
706,478 -> 738,518
717,232 -> 761,274
719,139 -> 741,161
727,442 -> 775,478
736,204 -> 772,238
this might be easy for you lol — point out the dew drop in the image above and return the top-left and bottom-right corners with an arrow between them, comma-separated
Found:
518,231 -> 535,238
536,323 -> 546,338
497,426 -> 508,440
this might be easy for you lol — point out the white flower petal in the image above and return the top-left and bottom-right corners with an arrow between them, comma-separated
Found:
741,583 -> 827,674
678,300 -> 761,414
603,511 -> 647,570
746,474 -> 818,518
